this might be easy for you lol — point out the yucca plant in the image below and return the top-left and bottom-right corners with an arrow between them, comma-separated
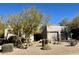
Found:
42,44 -> 51,50
41,39 -> 51,50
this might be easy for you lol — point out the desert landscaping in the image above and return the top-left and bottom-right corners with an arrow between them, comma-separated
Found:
0,4 -> 79,55
0,41 -> 79,55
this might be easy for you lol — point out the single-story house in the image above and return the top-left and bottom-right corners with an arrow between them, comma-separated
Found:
33,25 -> 66,42
4,25 -> 66,42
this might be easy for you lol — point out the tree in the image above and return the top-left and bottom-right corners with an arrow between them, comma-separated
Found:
20,7 -> 49,43
7,7 -> 49,46
7,15 -> 22,36
66,16 -> 79,39
69,16 -> 79,29
0,16 -> 5,38
59,18 -> 70,40
59,18 -> 69,26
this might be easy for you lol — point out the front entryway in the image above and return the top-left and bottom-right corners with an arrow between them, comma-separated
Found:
34,34 -> 43,41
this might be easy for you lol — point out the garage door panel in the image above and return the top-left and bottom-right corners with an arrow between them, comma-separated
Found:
47,33 -> 58,41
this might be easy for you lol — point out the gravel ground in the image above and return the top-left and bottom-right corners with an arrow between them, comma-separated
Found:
0,42 -> 79,55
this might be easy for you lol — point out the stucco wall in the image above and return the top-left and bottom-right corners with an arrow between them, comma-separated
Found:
46,25 -> 66,41
47,25 -> 65,32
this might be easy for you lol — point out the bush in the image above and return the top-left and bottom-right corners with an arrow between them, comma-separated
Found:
69,39 -> 77,46
17,43 -> 27,49
2,43 -> 14,52
41,44 -> 51,50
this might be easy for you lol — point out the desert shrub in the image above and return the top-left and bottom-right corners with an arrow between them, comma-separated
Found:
17,43 -> 27,49
2,43 -> 14,52
41,39 -> 51,50
41,44 -> 51,50
21,43 -> 27,49
21,38 -> 26,43
69,39 -> 77,46
15,39 -> 27,49
8,36 -> 17,43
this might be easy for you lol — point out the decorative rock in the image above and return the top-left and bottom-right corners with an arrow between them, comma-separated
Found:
2,43 -> 14,52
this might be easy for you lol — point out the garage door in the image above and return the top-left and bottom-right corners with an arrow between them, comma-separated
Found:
47,32 -> 58,41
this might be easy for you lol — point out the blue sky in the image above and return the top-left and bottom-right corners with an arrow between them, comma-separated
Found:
0,3 -> 79,24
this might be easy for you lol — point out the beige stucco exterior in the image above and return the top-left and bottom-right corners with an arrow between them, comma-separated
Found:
46,25 -> 66,41
47,25 -> 65,32
16,25 -> 66,42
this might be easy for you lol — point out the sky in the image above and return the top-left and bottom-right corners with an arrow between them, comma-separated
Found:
0,3 -> 79,24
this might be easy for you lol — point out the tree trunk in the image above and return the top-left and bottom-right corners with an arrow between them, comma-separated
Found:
25,35 -> 30,47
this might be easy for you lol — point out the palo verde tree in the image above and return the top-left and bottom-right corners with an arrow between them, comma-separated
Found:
0,16 -> 5,38
7,7 -> 49,43
7,15 -> 22,36
20,7 -> 49,43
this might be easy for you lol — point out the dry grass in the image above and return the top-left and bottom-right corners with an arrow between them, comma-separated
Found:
0,42 -> 79,55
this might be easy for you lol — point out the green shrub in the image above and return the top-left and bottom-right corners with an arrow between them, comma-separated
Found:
69,39 -> 77,46
41,44 -> 51,50
17,43 -> 27,49
2,43 -> 14,53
